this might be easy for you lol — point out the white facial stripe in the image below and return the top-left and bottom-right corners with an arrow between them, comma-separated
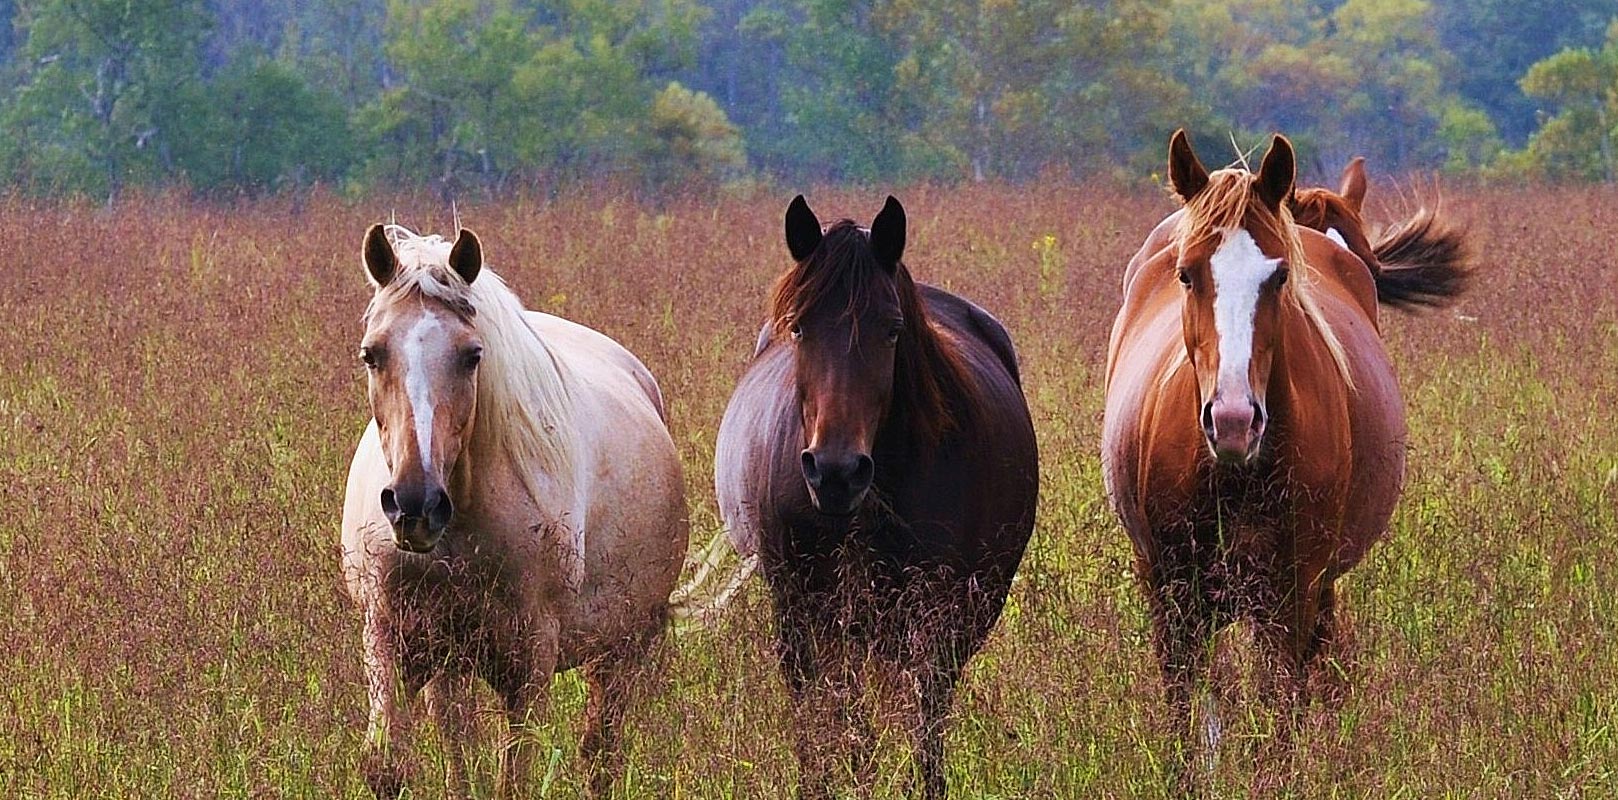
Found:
401,313 -> 444,471
1325,227 -> 1347,248
1209,228 -> 1281,395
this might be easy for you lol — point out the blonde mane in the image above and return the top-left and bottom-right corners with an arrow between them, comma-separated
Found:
368,225 -> 581,507
1175,170 -> 1355,392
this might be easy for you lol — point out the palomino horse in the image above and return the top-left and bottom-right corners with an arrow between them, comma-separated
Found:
1101,131 -> 1466,770
715,196 -> 1038,799
1290,156 -> 1470,309
341,225 -> 687,798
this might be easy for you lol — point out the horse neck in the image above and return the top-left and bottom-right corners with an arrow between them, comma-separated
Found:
880,312 -> 966,456
1268,293 -> 1348,430
458,316 -> 581,517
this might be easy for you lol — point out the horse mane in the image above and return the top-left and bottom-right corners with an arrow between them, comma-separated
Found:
1289,187 -> 1363,242
1176,170 -> 1356,392
767,220 -> 975,448
367,225 -> 580,504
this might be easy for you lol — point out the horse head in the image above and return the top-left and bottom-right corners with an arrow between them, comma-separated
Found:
359,224 -> 485,551
1167,130 -> 1303,465
773,195 -> 909,515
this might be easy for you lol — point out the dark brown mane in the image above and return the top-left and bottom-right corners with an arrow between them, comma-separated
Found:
768,220 -> 976,448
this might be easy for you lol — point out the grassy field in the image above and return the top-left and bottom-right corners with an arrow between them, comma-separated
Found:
0,183 -> 1613,798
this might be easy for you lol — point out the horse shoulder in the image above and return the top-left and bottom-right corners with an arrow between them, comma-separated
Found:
524,310 -> 669,421
1121,209 -> 1184,297
341,420 -> 391,604
918,283 -> 1022,386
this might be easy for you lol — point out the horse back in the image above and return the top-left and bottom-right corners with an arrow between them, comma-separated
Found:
918,283 -> 1023,386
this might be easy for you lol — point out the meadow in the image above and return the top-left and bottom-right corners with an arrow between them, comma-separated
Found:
0,183 -> 1613,798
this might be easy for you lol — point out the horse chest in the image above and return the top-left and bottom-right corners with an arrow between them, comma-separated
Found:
379,553 -> 531,674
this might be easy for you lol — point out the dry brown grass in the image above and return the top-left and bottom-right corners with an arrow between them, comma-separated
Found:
0,183 -> 1613,797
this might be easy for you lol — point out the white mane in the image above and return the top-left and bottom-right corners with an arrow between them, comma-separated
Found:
377,225 -> 581,509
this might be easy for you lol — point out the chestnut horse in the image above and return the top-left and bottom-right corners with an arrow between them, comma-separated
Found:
1290,156 -> 1470,310
715,196 -> 1038,799
341,225 -> 688,799
1101,131 -> 1466,770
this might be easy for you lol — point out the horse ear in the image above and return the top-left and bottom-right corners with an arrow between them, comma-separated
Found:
869,195 -> 906,270
1168,129 -> 1209,203
449,228 -> 482,285
1338,156 -> 1367,213
364,224 -> 397,288
785,195 -> 822,262
1256,134 -> 1296,212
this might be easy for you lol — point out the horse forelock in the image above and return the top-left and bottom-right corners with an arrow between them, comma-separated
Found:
768,221 -> 878,338
1177,170 -> 1356,393
767,220 -> 974,448
366,225 -> 581,516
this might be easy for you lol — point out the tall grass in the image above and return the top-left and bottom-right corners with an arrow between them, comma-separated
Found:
0,184 -> 1612,797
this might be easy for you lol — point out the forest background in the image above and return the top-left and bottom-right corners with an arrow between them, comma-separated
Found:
0,0 -> 1615,200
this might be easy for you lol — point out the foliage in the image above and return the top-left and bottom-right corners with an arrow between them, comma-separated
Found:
1509,21 -> 1618,182
0,0 -> 212,196
0,1 -> 1616,193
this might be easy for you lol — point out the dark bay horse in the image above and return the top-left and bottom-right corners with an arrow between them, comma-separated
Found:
1101,131 -> 1466,771
715,196 -> 1038,799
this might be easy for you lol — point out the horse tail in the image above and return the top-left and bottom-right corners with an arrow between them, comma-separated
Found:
667,528 -> 757,629
1370,207 -> 1470,310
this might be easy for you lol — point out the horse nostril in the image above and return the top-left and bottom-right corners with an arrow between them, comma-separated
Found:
850,454 -> 874,491
379,487 -> 401,524
1251,401 -> 1266,432
800,450 -> 822,488
423,488 -> 454,532
1201,401 -> 1215,438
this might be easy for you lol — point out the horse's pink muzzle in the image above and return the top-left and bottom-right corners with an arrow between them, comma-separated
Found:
1202,395 -> 1266,464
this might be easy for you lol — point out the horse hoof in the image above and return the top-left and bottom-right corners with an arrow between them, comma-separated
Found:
361,750 -> 412,799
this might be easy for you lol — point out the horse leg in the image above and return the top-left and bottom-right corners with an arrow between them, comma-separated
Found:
582,628 -> 660,798
495,615 -> 560,800
1308,580 -> 1349,707
1145,560 -> 1215,790
423,671 -> 474,800
360,613 -> 417,799
1252,570 -> 1326,794
772,590 -> 839,800
909,651 -> 964,800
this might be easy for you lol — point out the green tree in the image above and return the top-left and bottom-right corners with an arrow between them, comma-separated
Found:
1514,20 -> 1618,182
165,53 -> 355,192
642,80 -> 746,187
1435,0 -> 1610,145
361,0 -> 728,193
1,0 -> 211,197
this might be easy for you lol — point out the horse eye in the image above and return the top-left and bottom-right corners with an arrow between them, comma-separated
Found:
1274,267 -> 1289,286
790,324 -> 803,342
1177,269 -> 1192,287
887,322 -> 903,344
359,347 -> 379,369
461,347 -> 483,370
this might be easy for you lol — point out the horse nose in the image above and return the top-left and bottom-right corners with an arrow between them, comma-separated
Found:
379,483 -> 454,531
800,449 -> 875,507
1202,397 -> 1266,463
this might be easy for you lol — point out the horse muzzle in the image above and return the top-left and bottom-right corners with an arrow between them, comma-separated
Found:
800,449 -> 875,516
380,482 -> 453,552
1202,396 -> 1267,465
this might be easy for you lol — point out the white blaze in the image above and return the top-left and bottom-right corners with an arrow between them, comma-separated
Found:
1209,228 -> 1282,397
401,313 -> 444,470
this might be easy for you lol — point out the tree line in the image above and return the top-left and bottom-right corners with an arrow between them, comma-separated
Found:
0,0 -> 1612,199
